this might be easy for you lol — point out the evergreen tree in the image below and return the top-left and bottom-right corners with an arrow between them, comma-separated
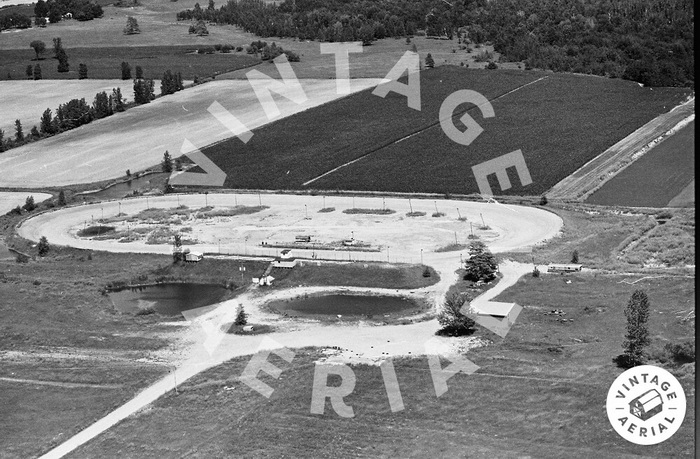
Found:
57,190 -> 66,206
52,37 -> 63,58
463,241 -> 497,282
162,150 -> 173,172
14,119 -> 24,142
26,65 -> 33,78
30,125 -> 40,138
33,63 -> 42,80
40,108 -> 54,134
135,65 -> 143,79
123,16 -> 140,34
23,195 -> 36,211
78,63 -> 88,79
622,290 -> 651,367
121,61 -> 131,80
425,53 -> 435,68
0,129 -> 4,152
112,87 -> 125,111
571,250 -> 579,263
234,304 -> 248,326
37,236 -> 50,256
56,49 -> 69,72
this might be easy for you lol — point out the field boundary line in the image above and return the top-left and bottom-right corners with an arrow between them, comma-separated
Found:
547,97 -> 695,201
0,377 -> 121,389
303,76 -> 549,187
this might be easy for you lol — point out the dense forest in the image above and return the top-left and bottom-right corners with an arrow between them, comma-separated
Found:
177,0 -> 694,87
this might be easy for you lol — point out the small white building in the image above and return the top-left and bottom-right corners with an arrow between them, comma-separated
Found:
280,249 -> 293,259
273,258 -> 297,269
185,251 -> 203,262
547,263 -> 582,273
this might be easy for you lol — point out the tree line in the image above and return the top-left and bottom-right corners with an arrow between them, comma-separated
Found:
176,0 -> 693,87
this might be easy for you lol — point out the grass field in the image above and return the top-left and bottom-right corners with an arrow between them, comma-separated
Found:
0,45 -> 259,81
587,121 -> 695,208
63,273 -> 694,458
196,67 -> 690,195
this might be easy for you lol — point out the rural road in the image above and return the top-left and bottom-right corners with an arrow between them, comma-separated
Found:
28,194 -> 561,458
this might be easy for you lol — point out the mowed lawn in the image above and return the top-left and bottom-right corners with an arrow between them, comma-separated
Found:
0,46 -> 259,81
66,274 -> 695,458
587,121 -> 695,208
200,67 -> 690,195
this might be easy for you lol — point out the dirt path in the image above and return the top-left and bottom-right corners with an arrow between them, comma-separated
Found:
547,97 -> 695,201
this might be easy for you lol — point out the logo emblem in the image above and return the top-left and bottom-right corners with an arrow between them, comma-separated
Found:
606,365 -> 686,445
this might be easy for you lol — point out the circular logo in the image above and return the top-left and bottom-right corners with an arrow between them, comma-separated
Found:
606,365 -> 686,445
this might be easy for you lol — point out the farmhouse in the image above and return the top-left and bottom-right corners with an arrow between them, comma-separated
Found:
547,263 -> 582,273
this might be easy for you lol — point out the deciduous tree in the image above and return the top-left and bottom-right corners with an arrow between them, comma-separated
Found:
30,40 -> 46,60
437,293 -> 475,336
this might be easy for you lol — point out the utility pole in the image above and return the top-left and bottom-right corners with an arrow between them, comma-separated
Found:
456,207 -> 462,219
434,201 -> 439,214
409,198 -> 413,213
470,222 -> 474,237
480,213 -> 486,227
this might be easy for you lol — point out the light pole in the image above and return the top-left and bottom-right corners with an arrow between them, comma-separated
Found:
118,202 -> 121,215
420,248 -> 423,265
205,191 -> 209,207
146,196 -> 149,209
305,204 -> 308,219
101,207 -> 104,221
409,198 -> 413,213
323,196 -> 326,209
457,207 -> 462,220
387,246 -> 389,262
258,193 -> 262,206
218,238 -> 221,254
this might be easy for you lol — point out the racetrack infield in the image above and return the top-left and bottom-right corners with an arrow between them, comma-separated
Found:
587,120 -> 695,208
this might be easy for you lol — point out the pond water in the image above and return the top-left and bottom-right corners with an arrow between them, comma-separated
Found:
268,294 -> 420,319
82,173 -> 168,201
109,283 -> 228,316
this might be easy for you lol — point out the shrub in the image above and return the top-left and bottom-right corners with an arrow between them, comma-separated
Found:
486,61 -> 498,69
422,267 -> 431,277
532,266 -> 540,277
539,195 -> 548,205
665,341 -> 695,365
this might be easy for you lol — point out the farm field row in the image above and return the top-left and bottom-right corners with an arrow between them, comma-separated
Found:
0,45 -> 259,81
199,67 -> 690,195
0,78 -> 385,188
587,121 -> 695,208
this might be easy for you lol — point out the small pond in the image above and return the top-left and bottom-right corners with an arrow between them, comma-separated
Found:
109,283 -> 229,316
267,294 -> 422,320
82,173 -> 169,201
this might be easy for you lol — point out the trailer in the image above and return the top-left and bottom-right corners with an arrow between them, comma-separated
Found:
185,251 -> 203,262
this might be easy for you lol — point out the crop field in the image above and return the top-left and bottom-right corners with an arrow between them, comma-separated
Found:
0,78 -> 384,188
0,79 -> 138,134
0,45 -> 259,81
62,274 -> 694,458
587,121 -> 695,208
196,67 -> 690,195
